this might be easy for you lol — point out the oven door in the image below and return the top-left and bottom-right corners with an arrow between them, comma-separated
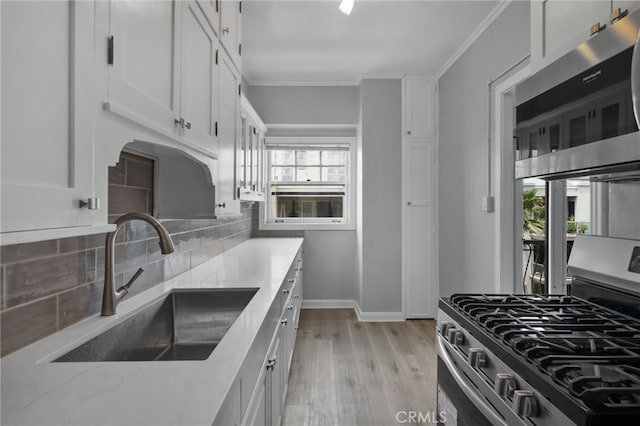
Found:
436,336 -> 510,426
437,358 -> 493,426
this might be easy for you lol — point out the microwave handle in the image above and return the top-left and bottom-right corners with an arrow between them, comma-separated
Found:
436,335 -> 509,426
632,28 -> 640,128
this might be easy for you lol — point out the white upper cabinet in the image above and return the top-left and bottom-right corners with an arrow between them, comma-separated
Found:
196,0 -> 221,36
239,95 -> 267,202
531,0 -> 640,71
105,0 -> 220,156
217,49 -> 242,216
403,77 -> 437,139
220,0 -> 242,70
1,1 -> 102,237
180,1 -> 220,154
106,0 -> 180,138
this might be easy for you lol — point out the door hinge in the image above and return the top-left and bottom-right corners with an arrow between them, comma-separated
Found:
239,1 -> 242,14
239,43 -> 242,56
215,121 -> 218,136
238,84 -> 241,97
216,0 -> 219,13
107,35 -> 114,66
215,49 -> 219,65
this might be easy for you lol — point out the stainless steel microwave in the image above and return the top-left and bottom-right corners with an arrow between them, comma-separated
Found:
515,7 -> 640,180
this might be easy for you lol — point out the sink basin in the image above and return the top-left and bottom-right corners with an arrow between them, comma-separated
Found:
54,288 -> 258,362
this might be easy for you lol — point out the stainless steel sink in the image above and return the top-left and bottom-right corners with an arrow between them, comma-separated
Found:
54,288 -> 258,362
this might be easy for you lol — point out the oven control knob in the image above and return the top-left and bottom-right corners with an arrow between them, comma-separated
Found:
468,348 -> 487,368
438,321 -> 453,336
494,373 -> 516,398
512,390 -> 538,417
447,329 -> 464,345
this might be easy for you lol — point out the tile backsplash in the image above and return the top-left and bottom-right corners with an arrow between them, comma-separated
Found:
0,205 -> 261,357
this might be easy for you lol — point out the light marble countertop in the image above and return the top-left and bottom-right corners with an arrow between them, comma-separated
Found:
1,238 -> 304,426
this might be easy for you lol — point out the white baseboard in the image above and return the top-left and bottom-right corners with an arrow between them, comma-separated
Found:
302,299 -> 357,309
301,299 -> 405,322
355,304 -> 404,322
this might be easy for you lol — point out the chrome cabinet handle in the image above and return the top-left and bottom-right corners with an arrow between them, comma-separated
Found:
287,304 -> 294,311
266,356 -> 277,370
79,198 -> 100,210
222,26 -> 230,34
174,118 -> 191,129
217,202 -> 226,208
283,288 -> 290,294
281,318 -> 288,326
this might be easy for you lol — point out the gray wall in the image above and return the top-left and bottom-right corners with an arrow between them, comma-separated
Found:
248,85 -> 360,303
360,79 -> 402,312
246,86 -> 360,125
438,1 -> 530,296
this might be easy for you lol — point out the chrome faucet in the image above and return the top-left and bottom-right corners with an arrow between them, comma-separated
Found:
101,212 -> 175,316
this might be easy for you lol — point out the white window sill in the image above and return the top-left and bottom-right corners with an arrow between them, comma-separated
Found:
259,222 -> 355,231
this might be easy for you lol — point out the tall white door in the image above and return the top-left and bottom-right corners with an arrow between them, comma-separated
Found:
403,141 -> 437,318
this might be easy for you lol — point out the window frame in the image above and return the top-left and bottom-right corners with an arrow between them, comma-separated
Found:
260,136 -> 356,231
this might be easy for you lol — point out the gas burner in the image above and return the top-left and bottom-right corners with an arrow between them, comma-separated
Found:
549,363 -> 640,408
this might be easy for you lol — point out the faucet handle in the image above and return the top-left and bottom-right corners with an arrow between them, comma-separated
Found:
117,267 -> 144,295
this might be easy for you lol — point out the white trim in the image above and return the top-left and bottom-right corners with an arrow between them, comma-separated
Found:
260,136 -> 357,231
264,136 -> 356,146
0,224 -> 116,246
493,65 -> 531,293
302,299 -> 357,309
301,300 -> 405,322
266,124 -> 358,131
244,78 -> 361,87
435,0 -> 513,79
355,304 -> 404,322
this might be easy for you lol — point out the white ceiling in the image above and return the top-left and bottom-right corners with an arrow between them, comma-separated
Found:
242,0 -> 503,85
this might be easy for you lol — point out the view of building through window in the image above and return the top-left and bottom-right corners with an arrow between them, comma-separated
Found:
267,146 -> 349,222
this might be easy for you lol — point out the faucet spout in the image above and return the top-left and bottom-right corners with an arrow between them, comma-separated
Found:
101,212 -> 175,316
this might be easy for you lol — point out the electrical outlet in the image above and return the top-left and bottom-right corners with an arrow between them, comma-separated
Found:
482,196 -> 495,213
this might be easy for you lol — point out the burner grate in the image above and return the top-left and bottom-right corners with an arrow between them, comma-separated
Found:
448,293 -> 640,409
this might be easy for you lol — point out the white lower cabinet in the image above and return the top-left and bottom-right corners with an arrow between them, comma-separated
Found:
213,378 -> 242,426
239,250 -> 303,426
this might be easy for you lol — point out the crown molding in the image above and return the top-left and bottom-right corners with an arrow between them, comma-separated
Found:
435,0 -> 514,79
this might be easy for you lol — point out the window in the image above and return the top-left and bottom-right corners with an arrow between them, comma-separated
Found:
261,137 -> 355,230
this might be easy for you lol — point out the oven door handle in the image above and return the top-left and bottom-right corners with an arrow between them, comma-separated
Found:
437,335 -> 509,426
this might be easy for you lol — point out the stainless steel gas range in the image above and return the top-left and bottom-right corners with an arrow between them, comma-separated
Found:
436,235 -> 640,426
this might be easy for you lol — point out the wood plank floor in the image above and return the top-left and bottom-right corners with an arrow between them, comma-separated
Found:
282,309 -> 438,426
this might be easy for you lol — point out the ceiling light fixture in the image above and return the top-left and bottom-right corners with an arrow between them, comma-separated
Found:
339,0 -> 354,16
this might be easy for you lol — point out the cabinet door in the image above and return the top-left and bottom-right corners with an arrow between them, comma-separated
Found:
213,378 -> 241,426
220,0 -> 242,69
404,78 -> 436,138
243,366 -> 268,426
251,127 -> 260,192
1,1 -> 97,232
180,2 -> 219,154
107,0 -> 181,137
217,50 -> 241,215
269,332 -> 283,426
614,1 -> 640,16
196,0 -> 220,36
238,115 -> 248,194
